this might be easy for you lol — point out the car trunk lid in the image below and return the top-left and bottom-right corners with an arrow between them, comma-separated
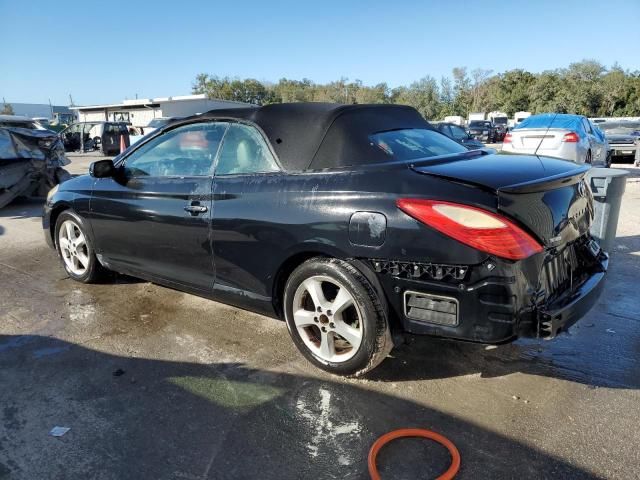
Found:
508,128 -> 569,151
410,153 -> 593,247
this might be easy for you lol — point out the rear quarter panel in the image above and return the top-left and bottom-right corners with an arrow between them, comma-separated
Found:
211,165 -> 494,303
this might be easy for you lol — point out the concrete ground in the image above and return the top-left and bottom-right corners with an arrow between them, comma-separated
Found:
1,153 -> 639,479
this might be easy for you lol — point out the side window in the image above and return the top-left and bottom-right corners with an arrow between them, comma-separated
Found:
215,123 -> 279,175
123,122 -> 227,177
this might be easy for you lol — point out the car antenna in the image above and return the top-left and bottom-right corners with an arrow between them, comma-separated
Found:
533,112 -> 558,158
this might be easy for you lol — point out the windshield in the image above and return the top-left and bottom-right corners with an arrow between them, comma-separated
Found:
493,117 -> 508,125
370,128 -> 467,161
598,123 -> 640,136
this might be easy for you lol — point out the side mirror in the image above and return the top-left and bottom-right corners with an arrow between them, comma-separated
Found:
90,159 -> 116,178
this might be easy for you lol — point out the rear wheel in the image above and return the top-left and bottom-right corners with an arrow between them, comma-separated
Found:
284,257 -> 392,376
55,211 -> 107,283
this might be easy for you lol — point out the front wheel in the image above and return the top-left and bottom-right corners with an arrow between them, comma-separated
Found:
55,211 -> 107,283
284,258 -> 392,377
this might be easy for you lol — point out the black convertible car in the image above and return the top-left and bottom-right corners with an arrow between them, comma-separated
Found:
44,103 -> 607,376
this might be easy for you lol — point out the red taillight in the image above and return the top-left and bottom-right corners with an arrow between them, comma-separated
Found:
562,132 -> 580,143
503,133 -> 512,144
396,199 -> 543,260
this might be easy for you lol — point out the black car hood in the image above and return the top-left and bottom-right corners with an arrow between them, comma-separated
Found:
411,153 -> 588,192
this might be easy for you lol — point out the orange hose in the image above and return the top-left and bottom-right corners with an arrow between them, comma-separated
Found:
368,428 -> 461,480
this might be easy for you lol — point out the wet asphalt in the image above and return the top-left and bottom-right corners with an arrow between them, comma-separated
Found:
0,158 -> 639,479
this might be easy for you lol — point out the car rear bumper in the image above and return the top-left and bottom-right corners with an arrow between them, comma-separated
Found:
536,253 -> 607,338
609,144 -> 638,157
368,237 -> 607,344
501,143 -> 583,162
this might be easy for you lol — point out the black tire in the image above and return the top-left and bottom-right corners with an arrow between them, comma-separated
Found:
585,150 -> 592,164
284,257 -> 393,377
54,210 -> 107,283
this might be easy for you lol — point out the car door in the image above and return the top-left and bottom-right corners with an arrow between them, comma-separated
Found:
209,122 -> 283,304
582,117 -> 602,162
60,123 -> 80,151
89,121 -> 227,292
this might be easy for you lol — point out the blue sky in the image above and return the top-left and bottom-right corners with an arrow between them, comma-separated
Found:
1,0 -> 639,106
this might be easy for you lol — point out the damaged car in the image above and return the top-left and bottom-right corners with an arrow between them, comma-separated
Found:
43,103 -> 607,376
1,121 -> 70,208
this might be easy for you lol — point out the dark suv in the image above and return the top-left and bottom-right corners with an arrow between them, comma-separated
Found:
467,120 -> 497,143
432,122 -> 485,150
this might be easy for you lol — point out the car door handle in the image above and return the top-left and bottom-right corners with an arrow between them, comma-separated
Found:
184,203 -> 208,215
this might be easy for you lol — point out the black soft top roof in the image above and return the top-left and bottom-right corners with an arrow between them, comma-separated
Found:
191,102 -> 430,171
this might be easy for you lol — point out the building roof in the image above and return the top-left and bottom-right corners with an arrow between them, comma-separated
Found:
185,102 -> 429,171
70,94 -> 251,111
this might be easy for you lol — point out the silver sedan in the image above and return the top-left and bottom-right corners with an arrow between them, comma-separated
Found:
502,113 -> 609,166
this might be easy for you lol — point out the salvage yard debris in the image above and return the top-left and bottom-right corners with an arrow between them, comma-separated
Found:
49,426 -> 71,437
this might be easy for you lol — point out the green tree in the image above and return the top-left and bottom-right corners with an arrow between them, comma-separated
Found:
563,60 -> 605,116
492,69 -> 535,115
1,102 -> 14,115
191,60 -> 640,118
451,67 -> 471,115
600,65 -> 627,116
393,76 -> 441,120
438,76 -> 455,117
529,71 -> 569,113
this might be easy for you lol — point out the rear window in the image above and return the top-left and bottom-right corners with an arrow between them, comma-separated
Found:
516,115 -> 581,131
370,128 -> 467,161
469,121 -> 491,128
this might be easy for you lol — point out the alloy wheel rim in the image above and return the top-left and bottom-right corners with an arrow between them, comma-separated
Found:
292,275 -> 363,363
58,220 -> 89,276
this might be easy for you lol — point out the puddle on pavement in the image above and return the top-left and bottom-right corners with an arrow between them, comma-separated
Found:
168,376 -> 284,411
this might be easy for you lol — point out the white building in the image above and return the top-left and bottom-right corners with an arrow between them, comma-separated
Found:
70,94 -> 251,128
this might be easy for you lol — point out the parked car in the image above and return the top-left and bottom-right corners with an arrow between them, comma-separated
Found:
1,122 -> 70,208
598,121 -> 640,166
44,103 -> 607,376
502,113 -> 609,166
467,120 -> 497,143
59,122 -> 130,155
489,114 -> 509,141
432,122 -> 485,150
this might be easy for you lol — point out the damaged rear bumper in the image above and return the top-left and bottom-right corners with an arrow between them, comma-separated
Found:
367,236 -> 608,344
537,253 -> 608,338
